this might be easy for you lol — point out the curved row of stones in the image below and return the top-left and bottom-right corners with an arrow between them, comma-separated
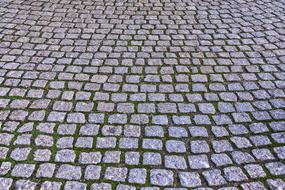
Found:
0,0 -> 285,189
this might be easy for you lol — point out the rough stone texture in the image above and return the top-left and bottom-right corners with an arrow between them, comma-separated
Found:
150,169 -> 174,186
0,0 -> 284,188
128,168 -> 147,184
179,172 -> 201,188
0,178 -> 12,190
40,182 -> 61,190
56,165 -> 82,180
104,167 -> 128,182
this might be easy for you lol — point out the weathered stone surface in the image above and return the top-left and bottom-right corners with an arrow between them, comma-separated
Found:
56,164 -> 82,180
150,169 -> 174,186
0,0 -> 284,188
104,167 -> 128,182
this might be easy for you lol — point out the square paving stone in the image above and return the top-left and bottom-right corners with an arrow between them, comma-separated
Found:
224,166 -> 248,182
36,163 -> 55,178
143,152 -> 162,165
188,155 -> 210,169
40,181 -> 62,190
11,164 -> 35,178
84,165 -> 101,180
265,162 -> 285,176
105,167 -> 128,182
15,180 -> 37,190
190,140 -> 210,153
150,169 -> 174,187
179,172 -> 201,187
64,181 -> 87,190
241,182 -> 266,190
166,140 -> 186,153
128,168 -> 147,184
56,164 -> 82,180
0,178 -> 12,190
244,164 -> 266,178
267,179 -> 285,190
91,183 -> 112,190
202,169 -> 227,186
165,155 -> 187,169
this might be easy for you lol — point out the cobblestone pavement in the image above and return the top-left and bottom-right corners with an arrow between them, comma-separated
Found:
0,0 -> 285,189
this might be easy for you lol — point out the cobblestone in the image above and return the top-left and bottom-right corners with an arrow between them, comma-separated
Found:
150,169 -> 174,187
0,0 -> 284,188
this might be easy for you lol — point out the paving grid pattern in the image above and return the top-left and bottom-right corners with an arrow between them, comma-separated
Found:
0,0 -> 285,189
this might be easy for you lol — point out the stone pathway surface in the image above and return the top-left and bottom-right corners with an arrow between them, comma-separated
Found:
0,0 -> 285,189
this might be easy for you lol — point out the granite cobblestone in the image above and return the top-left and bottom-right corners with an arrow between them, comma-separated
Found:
0,0 -> 284,188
